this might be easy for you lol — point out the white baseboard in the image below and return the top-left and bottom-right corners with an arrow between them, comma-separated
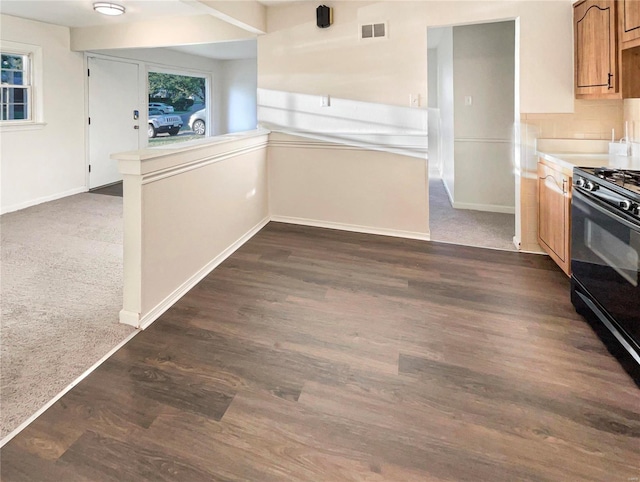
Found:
512,235 -> 521,251
440,178 -> 455,206
270,215 -> 430,241
135,216 -> 271,331
118,309 -> 140,328
451,201 -> 515,214
1,187 -> 87,215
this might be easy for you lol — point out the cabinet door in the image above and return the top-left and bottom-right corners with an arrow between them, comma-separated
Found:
538,163 -> 571,275
574,0 -> 619,97
620,0 -> 640,45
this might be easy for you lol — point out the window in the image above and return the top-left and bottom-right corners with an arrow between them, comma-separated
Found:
147,70 -> 209,146
1,52 -> 31,121
0,41 -> 42,129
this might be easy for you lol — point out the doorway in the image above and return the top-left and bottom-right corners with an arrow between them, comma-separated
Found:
427,21 -> 518,251
88,57 -> 140,189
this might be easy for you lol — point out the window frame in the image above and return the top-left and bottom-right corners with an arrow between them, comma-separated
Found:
0,40 -> 44,131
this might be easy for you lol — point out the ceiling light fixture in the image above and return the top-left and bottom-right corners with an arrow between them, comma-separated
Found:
93,2 -> 126,16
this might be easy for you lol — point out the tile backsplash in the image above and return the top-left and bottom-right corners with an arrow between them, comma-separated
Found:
521,99 -> 625,140
624,98 -> 640,142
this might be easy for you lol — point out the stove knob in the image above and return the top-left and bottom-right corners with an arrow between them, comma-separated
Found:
620,200 -> 632,211
584,181 -> 597,191
575,178 -> 585,188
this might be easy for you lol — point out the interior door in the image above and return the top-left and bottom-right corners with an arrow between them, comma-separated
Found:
88,57 -> 140,189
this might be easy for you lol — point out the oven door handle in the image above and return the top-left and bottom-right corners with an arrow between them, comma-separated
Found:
574,189 -> 640,232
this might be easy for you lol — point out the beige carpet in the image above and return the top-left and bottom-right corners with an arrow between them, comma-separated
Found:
1,193 -> 134,438
429,177 -> 516,251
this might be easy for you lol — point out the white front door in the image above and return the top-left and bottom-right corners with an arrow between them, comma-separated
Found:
88,57 -> 140,189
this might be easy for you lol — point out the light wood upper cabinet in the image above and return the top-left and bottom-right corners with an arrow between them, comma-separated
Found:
538,161 -> 572,276
619,0 -> 640,46
574,0 -> 619,98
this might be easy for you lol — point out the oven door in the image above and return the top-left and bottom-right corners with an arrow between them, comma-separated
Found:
571,188 -> 640,349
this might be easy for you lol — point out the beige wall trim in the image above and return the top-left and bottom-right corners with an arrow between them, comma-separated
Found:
271,216 -> 431,242
136,216 -> 270,330
267,129 -> 428,160
141,142 -> 269,185
268,135 -> 427,152
454,138 -> 513,144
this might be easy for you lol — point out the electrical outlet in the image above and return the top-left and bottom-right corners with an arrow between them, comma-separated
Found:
321,95 -> 330,107
410,94 -> 420,108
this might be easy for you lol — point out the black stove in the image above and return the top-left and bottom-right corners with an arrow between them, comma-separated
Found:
581,167 -> 640,199
571,166 -> 640,384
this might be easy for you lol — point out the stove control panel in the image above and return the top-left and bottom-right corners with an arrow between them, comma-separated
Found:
574,177 -> 598,191
573,173 -> 640,220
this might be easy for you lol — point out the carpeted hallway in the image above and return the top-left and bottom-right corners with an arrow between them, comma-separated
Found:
429,176 -> 516,251
0,192 -> 134,439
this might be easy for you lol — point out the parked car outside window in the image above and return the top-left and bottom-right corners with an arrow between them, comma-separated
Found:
188,108 -> 206,135
148,108 -> 182,138
148,102 -> 174,114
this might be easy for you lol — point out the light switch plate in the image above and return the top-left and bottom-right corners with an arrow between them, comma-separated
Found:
410,94 -> 420,108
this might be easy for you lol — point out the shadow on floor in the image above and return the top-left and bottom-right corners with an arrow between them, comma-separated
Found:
89,182 -> 123,197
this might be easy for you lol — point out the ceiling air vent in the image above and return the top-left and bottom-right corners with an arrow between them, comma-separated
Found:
360,22 -> 387,40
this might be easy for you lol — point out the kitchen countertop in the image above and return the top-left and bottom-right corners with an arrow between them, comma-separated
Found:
537,151 -> 640,171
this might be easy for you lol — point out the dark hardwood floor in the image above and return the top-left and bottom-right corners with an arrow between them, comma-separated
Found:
89,182 -> 123,197
2,222 -> 639,481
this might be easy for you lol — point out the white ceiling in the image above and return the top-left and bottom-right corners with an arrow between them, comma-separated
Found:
0,0 -> 258,59
0,0 -> 202,28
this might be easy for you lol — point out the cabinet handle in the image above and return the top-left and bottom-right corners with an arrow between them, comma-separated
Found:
608,73 -> 613,89
539,174 -> 564,192
562,178 -> 567,194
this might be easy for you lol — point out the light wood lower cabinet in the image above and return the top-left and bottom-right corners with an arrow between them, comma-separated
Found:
538,161 -> 572,276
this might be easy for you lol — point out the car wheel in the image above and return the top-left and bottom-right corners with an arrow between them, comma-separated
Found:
169,128 -> 180,136
148,123 -> 157,138
193,119 -> 205,135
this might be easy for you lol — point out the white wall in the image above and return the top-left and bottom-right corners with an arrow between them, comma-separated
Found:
268,132 -> 429,240
453,21 -> 515,212
258,88 -> 427,157
116,133 -> 269,327
259,1 -> 574,114
436,27 -> 455,199
0,15 -> 86,214
219,59 -> 258,133
427,48 -> 439,110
